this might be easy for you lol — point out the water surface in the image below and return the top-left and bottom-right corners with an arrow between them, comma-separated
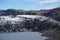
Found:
0,32 -> 48,40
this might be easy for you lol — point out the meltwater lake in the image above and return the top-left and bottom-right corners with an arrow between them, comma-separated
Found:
0,32 -> 48,40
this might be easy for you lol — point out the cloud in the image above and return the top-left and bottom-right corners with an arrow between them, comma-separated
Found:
22,0 -> 60,10
23,0 -> 60,4
39,0 -> 59,4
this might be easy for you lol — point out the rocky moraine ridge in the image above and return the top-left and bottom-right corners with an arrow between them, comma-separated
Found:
0,15 -> 60,32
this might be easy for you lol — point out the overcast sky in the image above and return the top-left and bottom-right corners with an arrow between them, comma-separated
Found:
0,0 -> 60,10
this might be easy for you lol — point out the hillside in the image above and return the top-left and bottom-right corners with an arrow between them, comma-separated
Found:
43,7 -> 60,21
0,9 -> 48,16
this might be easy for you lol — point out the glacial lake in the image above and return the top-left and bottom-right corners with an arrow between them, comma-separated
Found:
0,32 -> 48,40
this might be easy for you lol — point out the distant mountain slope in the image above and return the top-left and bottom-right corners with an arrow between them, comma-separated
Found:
43,7 -> 60,21
0,9 -> 36,16
0,9 -> 48,16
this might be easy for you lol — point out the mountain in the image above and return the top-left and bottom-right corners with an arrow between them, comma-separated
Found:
0,7 -> 60,17
0,9 -> 36,16
43,7 -> 60,21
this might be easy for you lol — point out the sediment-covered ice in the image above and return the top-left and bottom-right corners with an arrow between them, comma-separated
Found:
0,15 -> 60,25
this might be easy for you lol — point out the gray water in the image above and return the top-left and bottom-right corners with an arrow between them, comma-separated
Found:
0,32 -> 48,40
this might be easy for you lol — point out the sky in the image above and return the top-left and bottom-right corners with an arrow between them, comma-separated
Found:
0,0 -> 60,10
